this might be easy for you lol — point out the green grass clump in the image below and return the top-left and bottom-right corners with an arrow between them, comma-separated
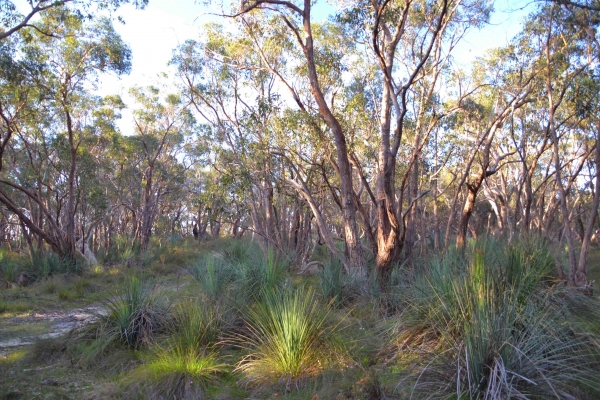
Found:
188,255 -> 233,302
26,251 -> 82,279
395,238 -> 600,399
0,299 -> 31,314
319,258 -> 344,305
234,287 -> 338,389
101,275 -> 170,349
126,298 -> 227,399
318,258 -> 365,307
57,288 -> 78,301
222,239 -> 251,264
236,248 -> 288,302
0,259 -> 20,286
171,299 -> 223,350
127,345 -> 226,400
40,275 -> 66,294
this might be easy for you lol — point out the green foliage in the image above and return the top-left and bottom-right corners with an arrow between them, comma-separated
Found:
317,255 -> 382,309
101,275 -> 170,349
26,251 -> 82,280
0,299 -> 31,314
319,258 -> 342,298
187,255 -> 233,302
395,238 -> 600,399
234,287 -> 338,389
127,345 -> 226,400
126,298 -> 227,399
222,239 -> 252,264
170,299 -> 223,351
0,256 -> 20,285
246,248 -> 289,298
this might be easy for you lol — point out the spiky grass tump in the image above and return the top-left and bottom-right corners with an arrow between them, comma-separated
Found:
128,345 -> 227,400
395,238 -> 600,399
234,287 -> 338,390
102,275 -> 170,349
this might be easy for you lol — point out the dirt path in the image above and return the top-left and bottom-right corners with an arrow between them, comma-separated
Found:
0,306 -> 107,357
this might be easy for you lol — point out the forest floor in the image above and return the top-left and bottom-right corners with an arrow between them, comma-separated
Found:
1,242 -> 599,399
0,265 -> 194,399
0,272 -> 121,399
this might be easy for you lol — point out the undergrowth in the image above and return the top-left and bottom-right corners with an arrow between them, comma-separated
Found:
234,287 -> 342,390
394,238 -> 600,399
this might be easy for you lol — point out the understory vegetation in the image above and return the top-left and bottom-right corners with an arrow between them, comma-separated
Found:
2,236 -> 600,399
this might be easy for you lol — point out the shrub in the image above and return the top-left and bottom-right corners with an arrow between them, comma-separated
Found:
234,287 -> 338,389
101,275 -> 170,349
395,239 -> 600,399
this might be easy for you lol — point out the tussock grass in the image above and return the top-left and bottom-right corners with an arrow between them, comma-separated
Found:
125,297 -> 228,399
235,248 -> 288,303
234,287 -> 340,390
126,345 -> 227,399
100,275 -> 170,349
319,257 -> 366,307
187,255 -> 233,303
222,239 -> 252,264
0,257 -> 20,286
170,299 -> 223,350
319,257 -> 344,305
26,251 -> 82,279
394,238 -> 600,399
0,299 -> 31,314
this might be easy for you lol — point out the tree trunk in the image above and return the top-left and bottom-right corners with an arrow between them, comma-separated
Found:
574,127 -> 600,287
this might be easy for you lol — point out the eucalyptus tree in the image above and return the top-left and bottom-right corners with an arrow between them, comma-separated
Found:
124,85 -> 195,251
551,0 -> 600,286
0,10 -> 131,263
173,24 -> 320,265
529,3 -> 599,285
459,2 -> 600,285
0,0 -> 148,41
227,0 -> 493,280
443,45 -> 537,249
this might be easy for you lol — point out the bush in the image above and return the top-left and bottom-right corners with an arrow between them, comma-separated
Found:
101,275 -> 170,349
234,287 -> 338,389
395,238 -> 600,399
